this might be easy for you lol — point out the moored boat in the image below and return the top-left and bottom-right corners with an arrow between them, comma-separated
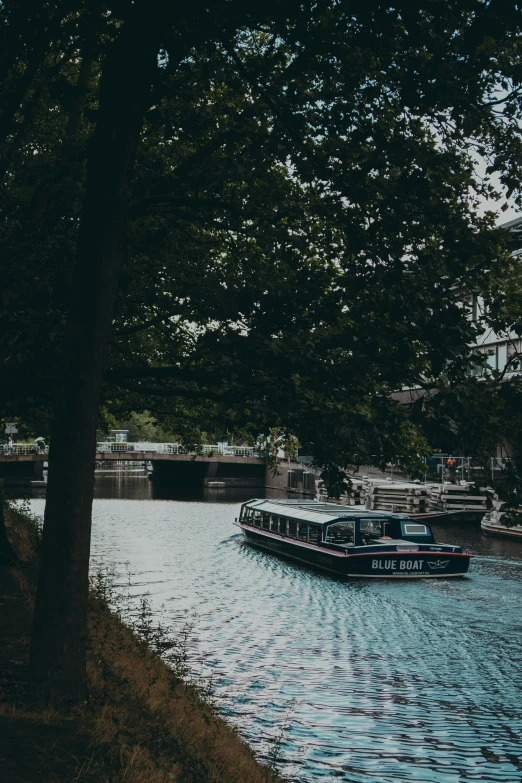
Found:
236,499 -> 471,578
481,504 -> 522,540
407,509 -> 485,524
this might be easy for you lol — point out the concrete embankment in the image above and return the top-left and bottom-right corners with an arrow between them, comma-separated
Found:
0,505 -> 283,783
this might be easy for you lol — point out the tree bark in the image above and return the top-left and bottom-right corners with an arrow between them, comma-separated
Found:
29,16 -> 159,704
0,480 -> 20,567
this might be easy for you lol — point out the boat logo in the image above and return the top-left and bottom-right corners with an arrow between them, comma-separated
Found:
427,559 -> 450,570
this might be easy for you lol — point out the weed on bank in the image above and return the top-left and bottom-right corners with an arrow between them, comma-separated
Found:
0,503 -> 285,783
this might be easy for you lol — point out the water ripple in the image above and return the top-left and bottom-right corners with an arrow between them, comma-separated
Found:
29,493 -> 522,782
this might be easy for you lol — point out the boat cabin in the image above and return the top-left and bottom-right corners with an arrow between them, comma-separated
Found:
239,500 -> 435,549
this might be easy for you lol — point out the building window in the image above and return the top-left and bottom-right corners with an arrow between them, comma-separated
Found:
472,296 -> 478,322
497,344 -> 508,372
486,350 -> 497,371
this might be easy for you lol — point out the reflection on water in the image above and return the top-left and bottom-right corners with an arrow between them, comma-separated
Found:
28,477 -> 522,783
430,519 -> 522,562
93,472 -> 259,503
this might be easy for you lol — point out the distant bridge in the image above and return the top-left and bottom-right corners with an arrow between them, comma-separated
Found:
0,442 -> 259,458
0,442 -> 267,488
0,442 -> 319,492
96,444 -> 265,487
95,441 -> 259,458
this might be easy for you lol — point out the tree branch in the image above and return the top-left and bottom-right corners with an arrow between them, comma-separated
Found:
105,364 -> 241,385
112,311 -> 181,337
113,380 -> 225,402
481,87 -> 522,108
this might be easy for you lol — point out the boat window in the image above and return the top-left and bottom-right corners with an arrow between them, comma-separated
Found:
279,517 -> 288,535
253,510 -> 262,527
261,512 -> 270,530
382,519 -> 401,538
308,525 -> 322,544
297,523 -> 308,541
270,515 -> 279,532
359,519 -> 382,540
288,520 -> 297,538
403,524 -> 428,535
325,520 -> 355,545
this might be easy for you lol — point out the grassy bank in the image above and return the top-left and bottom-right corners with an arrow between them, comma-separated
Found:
0,504 -> 284,783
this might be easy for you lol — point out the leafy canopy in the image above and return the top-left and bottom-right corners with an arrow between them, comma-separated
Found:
2,0 -> 522,478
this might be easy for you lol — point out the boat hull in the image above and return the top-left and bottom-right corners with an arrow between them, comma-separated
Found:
481,521 -> 522,540
241,526 -> 470,578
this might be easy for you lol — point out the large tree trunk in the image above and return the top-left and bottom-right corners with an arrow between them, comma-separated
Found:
0,480 -> 20,567
29,18 -> 159,704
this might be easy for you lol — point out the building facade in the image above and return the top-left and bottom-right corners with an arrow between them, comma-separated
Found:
468,215 -> 522,376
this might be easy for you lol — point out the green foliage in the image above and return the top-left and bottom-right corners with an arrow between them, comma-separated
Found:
2,1 -> 522,478
113,410 -> 178,443
319,465 -> 351,500
89,563 -> 195,683
256,428 -> 300,476
418,372 -> 522,512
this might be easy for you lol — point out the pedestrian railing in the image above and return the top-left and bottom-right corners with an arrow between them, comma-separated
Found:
0,442 -> 257,457
0,444 -> 48,455
95,442 -> 258,457
490,457 -> 511,479
426,456 -> 472,482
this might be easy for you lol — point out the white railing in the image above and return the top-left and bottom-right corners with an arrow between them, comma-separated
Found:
0,444 -> 48,455
96,441 -> 258,457
201,444 -> 257,457
421,455 -> 472,483
490,457 -> 511,479
0,441 -> 257,458
97,441 -> 172,453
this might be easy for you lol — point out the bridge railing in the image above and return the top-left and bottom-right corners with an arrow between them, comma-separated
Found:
200,444 -> 257,457
0,444 -> 48,455
0,442 -> 258,457
97,441 -> 178,453
96,442 -> 258,457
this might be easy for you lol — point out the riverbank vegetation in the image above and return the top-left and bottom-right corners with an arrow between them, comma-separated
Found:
2,0 -> 522,702
0,505 -> 284,783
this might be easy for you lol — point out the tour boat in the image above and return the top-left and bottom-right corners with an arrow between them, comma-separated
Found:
236,499 -> 471,578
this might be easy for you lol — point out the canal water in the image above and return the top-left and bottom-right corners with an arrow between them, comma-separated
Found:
28,474 -> 522,783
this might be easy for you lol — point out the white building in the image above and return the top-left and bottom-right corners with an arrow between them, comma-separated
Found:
467,215 -> 522,376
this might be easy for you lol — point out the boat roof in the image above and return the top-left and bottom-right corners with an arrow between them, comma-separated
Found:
243,498 -> 408,526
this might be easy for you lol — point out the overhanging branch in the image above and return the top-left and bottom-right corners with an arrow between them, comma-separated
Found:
112,380 -> 225,402
105,366 -> 230,384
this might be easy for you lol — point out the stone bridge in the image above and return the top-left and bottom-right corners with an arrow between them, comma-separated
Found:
97,449 -> 267,488
0,443 -> 320,492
